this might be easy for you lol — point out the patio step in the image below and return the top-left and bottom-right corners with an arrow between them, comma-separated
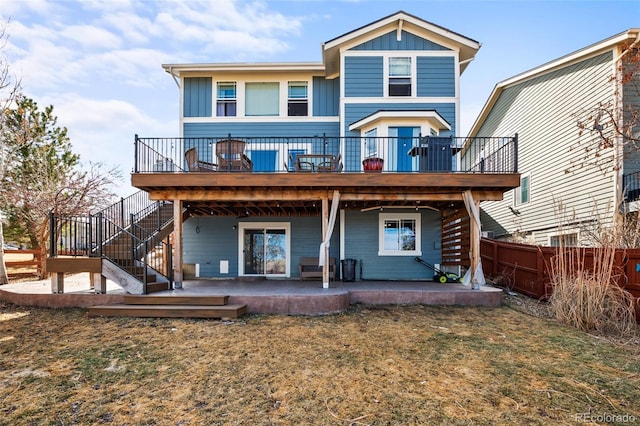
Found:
88,295 -> 246,319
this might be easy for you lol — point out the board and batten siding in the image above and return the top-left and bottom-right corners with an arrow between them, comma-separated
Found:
343,209 -> 442,280
349,30 -> 451,52
183,77 -> 212,118
417,57 -> 455,97
182,216 -> 339,278
313,76 -> 340,117
475,51 -> 617,245
344,56 -> 384,98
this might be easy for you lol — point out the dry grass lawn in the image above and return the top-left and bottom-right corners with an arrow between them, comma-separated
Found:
0,295 -> 639,425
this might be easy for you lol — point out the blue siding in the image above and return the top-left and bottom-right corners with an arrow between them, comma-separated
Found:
183,216 -> 339,278
350,30 -> 451,51
343,209 -> 442,280
184,121 -> 340,138
183,77 -> 212,117
343,103 -> 455,171
313,76 -> 340,116
417,57 -> 455,97
345,56 -> 383,97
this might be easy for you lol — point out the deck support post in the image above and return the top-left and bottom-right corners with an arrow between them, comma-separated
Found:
173,199 -> 183,289
319,191 -> 340,289
462,190 -> 485,289
322,197 -> 329,288
91,272 -> 107,294
51,272 -> 64,293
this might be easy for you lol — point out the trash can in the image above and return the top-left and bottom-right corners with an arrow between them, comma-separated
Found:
341,258 -> 356,282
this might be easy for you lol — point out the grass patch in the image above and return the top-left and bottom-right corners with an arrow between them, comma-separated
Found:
0,301 -> 638,425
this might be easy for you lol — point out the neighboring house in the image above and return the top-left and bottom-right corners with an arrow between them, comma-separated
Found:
49,11 -> 519,294
464,29 -> 640,247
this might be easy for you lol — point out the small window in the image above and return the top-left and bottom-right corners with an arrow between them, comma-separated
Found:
389,57 -> 411,97
515,174 -> 530,205
246,82 -> 279,116
288,82 -> 308,116
379,213 -> 421,256
550,233 -> 578,247
216,82 -> 236,117
365,128 -> 378,158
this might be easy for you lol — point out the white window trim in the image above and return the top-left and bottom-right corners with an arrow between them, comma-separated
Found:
246,142 -> 313,172
548,229 -> 579,247
212,78 -> 313,118
378,212 -> 422,256
514,172 -> 531,206
237,222 -> 291,277
384,55 -> 417,97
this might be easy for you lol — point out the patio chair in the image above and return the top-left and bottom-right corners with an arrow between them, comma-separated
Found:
184,147 -> 217,172
216,139 -> 253,171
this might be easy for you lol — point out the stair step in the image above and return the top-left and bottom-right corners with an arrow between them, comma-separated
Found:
88,304 -> 247,319
124,295 -> 230,306
146,282 -> 169,293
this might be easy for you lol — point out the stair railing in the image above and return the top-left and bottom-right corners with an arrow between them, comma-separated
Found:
96,216 -> 173,292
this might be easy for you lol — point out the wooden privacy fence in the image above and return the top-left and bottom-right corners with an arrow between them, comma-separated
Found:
4,250 -> 41,276
480,239 -> 640,306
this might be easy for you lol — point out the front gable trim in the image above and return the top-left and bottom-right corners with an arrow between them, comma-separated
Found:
349,110 -> 451,132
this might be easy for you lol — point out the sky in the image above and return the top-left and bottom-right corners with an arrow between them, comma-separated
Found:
1,0 -> 639,197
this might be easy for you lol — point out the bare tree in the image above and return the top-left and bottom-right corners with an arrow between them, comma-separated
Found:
1,96 -> 122,278
0,20 -> 21,285
572,39 -> 640,173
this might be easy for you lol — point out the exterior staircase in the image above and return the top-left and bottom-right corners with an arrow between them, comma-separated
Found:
49,191 -> 177,295
88,295 -> 247,319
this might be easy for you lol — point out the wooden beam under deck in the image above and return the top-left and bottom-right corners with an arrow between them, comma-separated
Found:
133,171 -> 520,193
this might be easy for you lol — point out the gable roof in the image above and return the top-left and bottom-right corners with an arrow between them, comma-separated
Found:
467,28 -> 640,138
322,11 -> 481,78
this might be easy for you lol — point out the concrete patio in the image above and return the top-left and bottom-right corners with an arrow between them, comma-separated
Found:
0,273 -> 503,315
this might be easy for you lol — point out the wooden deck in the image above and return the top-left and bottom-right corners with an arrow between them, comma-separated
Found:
88,295 -> 247,319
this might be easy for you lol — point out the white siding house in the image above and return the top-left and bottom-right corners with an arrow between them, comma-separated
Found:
465,29 -> 640,246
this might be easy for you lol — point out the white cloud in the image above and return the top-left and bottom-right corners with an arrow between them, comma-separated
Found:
60,24 -> 122,50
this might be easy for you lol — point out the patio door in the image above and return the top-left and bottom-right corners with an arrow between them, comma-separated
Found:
239,222 -> 290,277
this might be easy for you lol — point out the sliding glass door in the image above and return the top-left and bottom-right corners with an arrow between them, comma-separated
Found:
239,223 -> 290,277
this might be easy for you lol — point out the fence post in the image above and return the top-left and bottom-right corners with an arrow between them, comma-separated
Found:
49,211 -> 56,257
537,246 -> 545,298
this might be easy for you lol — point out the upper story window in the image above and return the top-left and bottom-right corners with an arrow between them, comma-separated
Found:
288,82 -> 308,116
246,82 -> 279,116
388,57 -> 412,97
216,82 -> 236,117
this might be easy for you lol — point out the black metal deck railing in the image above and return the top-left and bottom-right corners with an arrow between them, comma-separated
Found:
48,191 -> 174,288
134,134 -> 518,174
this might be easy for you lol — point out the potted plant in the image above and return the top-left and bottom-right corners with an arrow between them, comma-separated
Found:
363,156 -> 384,172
